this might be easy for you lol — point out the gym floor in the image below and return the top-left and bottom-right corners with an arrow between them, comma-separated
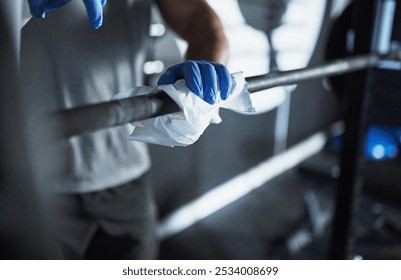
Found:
158,149 -> 401,260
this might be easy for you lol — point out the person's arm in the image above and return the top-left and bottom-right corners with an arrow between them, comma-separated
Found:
156,0 -> 232,104
156,0 -> 228,63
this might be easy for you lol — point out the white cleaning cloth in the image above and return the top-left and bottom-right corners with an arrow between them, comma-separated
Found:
113,72 -> 254,147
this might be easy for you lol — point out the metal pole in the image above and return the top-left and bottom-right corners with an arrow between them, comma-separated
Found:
53,92 -> 179,138
328,0 -> 396,260
246,53 -> 380,92
0,0 -> 46,259
53,52 -> 393,138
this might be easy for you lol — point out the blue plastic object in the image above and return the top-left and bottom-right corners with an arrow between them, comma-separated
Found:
392,127 -> 401,144
158,60 -> 233,105
365,125 -> 398,160
327,125 -> 399,160
28,0 -> 107,29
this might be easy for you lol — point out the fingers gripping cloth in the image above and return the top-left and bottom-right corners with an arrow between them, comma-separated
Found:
113,72 -> 254,147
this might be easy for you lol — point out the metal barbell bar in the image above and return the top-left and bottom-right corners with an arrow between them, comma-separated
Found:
53,52 -> 391,138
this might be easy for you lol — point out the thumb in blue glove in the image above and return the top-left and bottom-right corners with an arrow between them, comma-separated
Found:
157,60 -> 233,105
28,0 -> 107,29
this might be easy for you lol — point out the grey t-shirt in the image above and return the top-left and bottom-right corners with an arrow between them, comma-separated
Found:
21,0 -> 152,193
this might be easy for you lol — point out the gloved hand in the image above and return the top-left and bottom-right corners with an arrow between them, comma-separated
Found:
28,0 -> 107,29
157,60 -> 233,105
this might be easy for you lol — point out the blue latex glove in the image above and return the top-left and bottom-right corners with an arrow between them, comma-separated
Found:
28,0 -> 107,29
157,60 -> 233,105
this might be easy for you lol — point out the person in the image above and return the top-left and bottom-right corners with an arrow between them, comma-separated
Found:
22,0 -> 232,259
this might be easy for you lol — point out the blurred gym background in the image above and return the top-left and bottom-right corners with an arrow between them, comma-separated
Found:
146,0 -> 401,260
1,0 -> 400,260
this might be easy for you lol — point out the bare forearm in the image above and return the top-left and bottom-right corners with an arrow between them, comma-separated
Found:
156,0 -> 228,63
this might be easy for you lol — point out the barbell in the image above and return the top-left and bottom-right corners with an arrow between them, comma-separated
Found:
53,51 -> 399,138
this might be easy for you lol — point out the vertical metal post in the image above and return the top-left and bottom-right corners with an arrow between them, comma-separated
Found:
0,0 -> 47,259
328,0 -> 395,259
267,32 -> 293,155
